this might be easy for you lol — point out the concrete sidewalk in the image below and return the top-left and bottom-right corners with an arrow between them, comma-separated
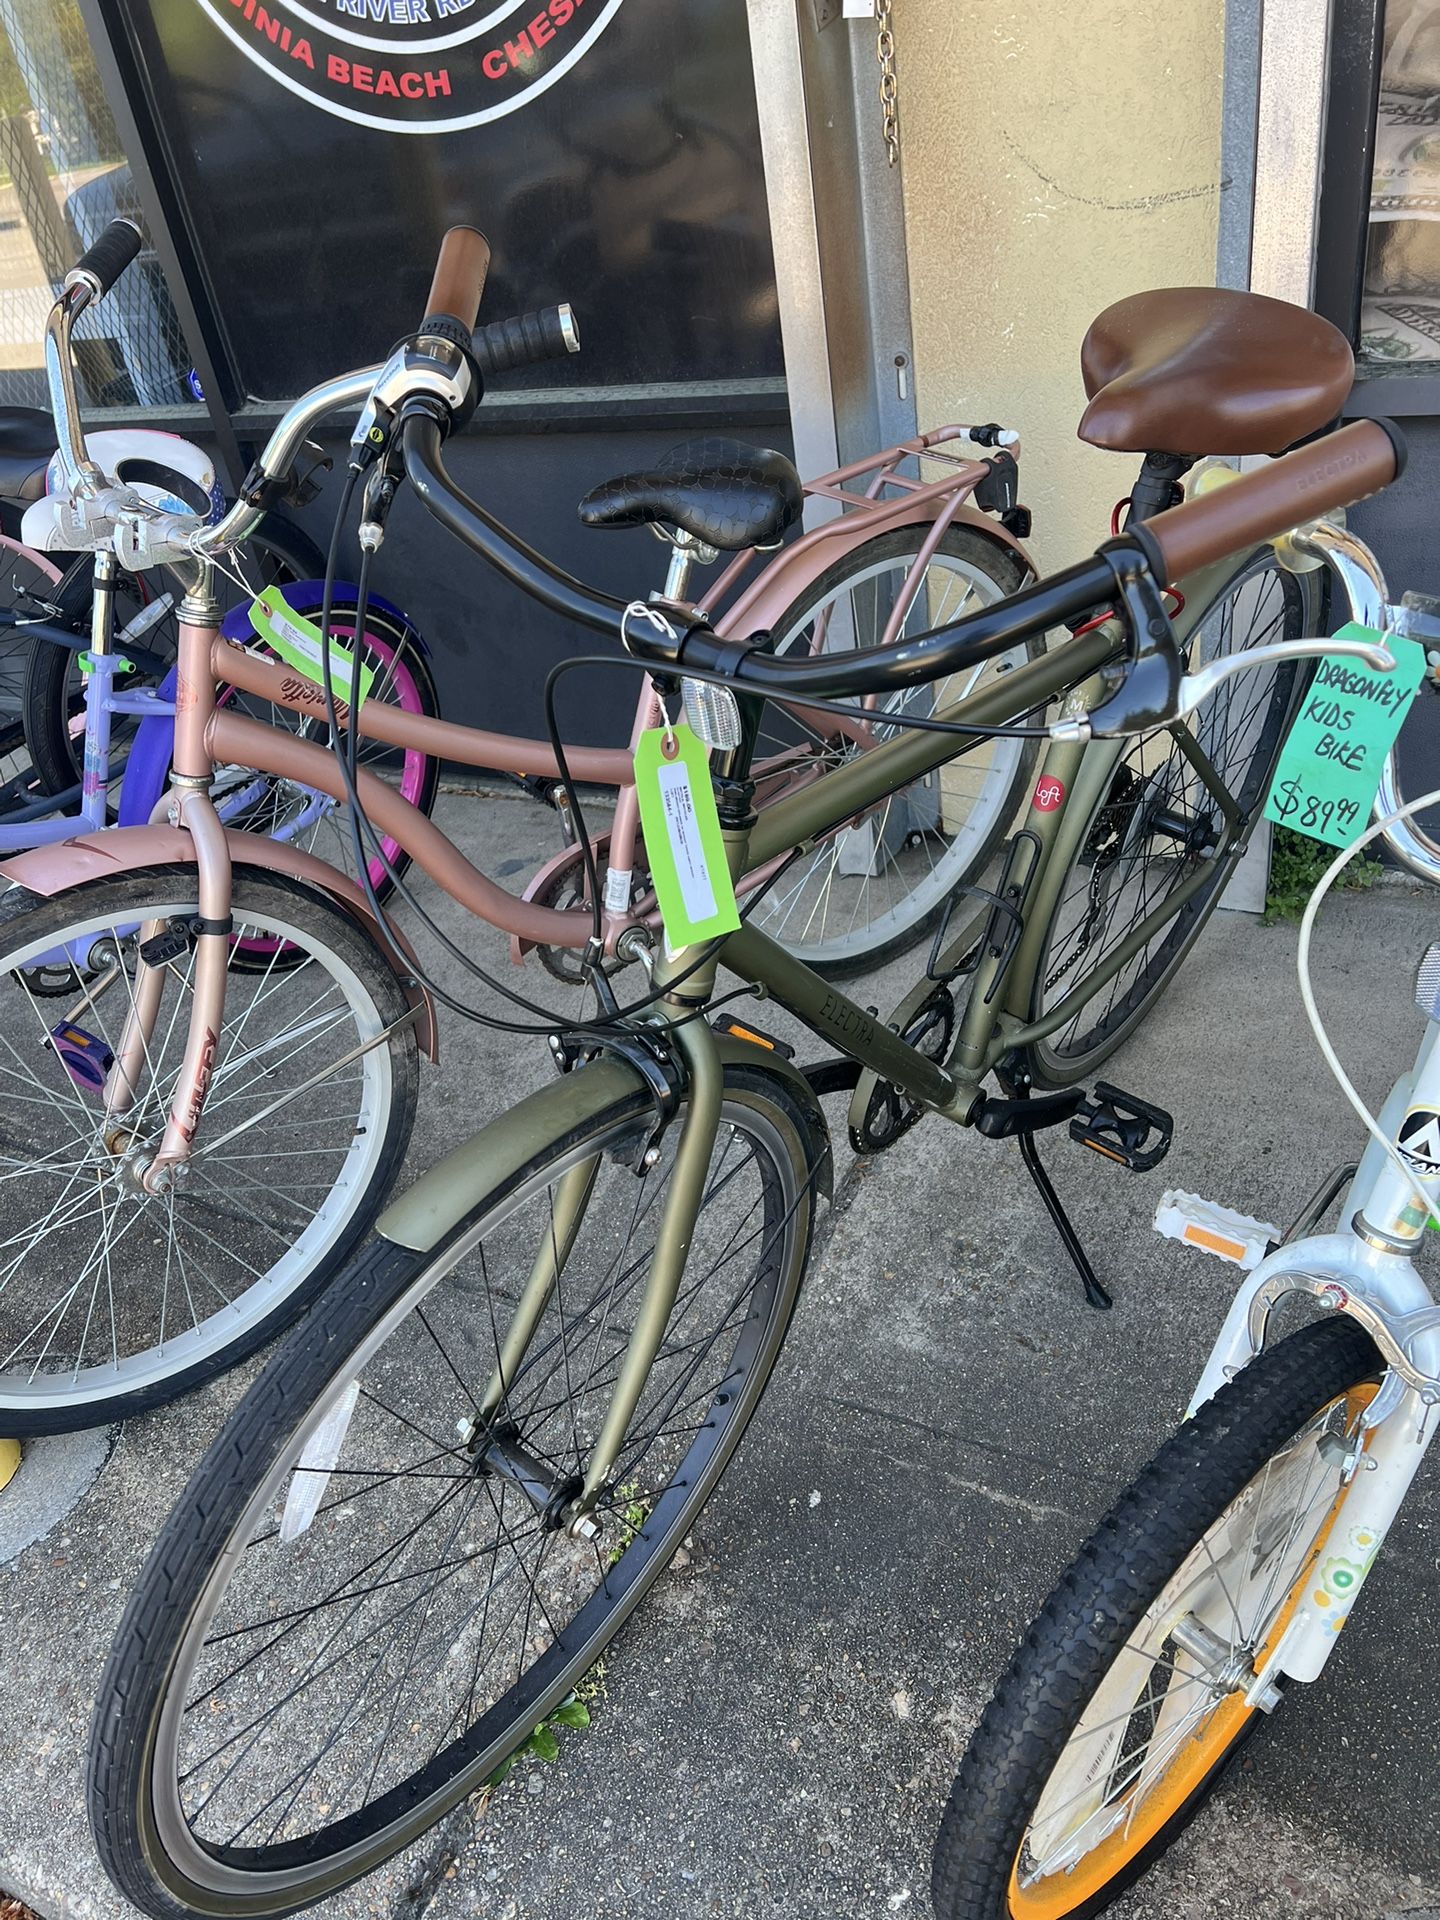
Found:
2,792 -> 1438,1920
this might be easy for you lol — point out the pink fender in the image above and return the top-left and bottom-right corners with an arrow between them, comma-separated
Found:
715,501 -> 1038,640
0,826 -> 440,1060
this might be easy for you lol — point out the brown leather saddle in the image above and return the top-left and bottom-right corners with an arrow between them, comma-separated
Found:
1078,287 -> 1354,458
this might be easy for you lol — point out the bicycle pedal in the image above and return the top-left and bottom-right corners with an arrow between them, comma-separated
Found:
1153,1189 -> 1279,1269
48,1022 -> 114,1093
1069,1081 -> 1173,1172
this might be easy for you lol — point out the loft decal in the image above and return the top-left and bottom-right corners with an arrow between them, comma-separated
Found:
195,0 -> 626,132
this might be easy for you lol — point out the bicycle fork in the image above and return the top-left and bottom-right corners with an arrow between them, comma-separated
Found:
1185,964 -> 1440,1689
474,1011 -> 726,1519
102,577 -> 232,1193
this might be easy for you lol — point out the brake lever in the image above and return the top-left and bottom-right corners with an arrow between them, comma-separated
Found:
1054,631 -> 1397,742
1048,536 -> 1181,741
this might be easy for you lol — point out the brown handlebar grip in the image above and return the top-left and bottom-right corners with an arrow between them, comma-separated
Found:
423,226 -> 491,332
1145,419 -> 1405,583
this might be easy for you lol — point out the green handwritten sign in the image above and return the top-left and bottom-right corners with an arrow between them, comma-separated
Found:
248,586 -> 375,710
1263,625 -> 1424,848
634,724 -> 740,953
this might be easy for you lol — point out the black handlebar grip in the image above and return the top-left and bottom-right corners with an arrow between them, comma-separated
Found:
471,305 -> 579,377
70,219 -> 144,299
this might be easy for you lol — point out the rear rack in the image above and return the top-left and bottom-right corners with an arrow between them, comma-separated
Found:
705,424 -> 1030,655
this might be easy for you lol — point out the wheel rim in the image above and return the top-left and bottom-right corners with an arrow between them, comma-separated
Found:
1007,1378 -> 1378,1918
146,1095 -> 806,1895
0,891 -> 393,1414
1036,556 -> 1300,1064
746,545 -> 1027,964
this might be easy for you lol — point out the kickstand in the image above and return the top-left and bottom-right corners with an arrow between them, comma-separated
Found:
1016,1129 -> 1113,1310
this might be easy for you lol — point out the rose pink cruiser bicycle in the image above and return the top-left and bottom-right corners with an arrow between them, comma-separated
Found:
0,226 -> 1049,1432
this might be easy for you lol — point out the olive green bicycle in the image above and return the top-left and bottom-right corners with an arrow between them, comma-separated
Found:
90,239 -> 1407,1918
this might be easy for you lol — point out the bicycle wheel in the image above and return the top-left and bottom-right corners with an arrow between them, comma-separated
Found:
91,1060 -> 822,1919
932,1315 -> 1381,1920
1025,552 -> 1313,1088
0,534 -> 65,806
0,867 -> 419,1433
21,520 -> 306,803
744,524 -> 1043,977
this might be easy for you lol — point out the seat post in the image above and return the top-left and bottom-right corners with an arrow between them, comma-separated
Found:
1124,451 -> 1194,526
656,525 -> 719,605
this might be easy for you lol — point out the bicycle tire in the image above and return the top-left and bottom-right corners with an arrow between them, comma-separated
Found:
0,865 -> 419,1432
1023,551 -> 1317,1089
932,1314 -> 1381,1920
741,523 -> 1043,978
90,1059 -> 823,1919
0,534 -> 67,801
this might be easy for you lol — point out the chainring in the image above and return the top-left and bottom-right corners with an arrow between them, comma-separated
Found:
848,981 -> 957,1155
529,841 -> 650,985
528,845 -> 597,985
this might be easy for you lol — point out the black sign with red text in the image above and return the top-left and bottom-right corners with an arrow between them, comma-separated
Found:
197,0 -> 626,131
120,0 -> 780,401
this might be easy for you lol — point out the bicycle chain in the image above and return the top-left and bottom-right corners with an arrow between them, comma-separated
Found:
1043,784 -> 1136,994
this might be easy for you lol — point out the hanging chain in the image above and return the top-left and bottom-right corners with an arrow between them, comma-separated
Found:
876,0 -> 899,166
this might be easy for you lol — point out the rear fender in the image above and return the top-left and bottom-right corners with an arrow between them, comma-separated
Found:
0,826 -> 439,1059
379,1031 -> 832,1256
717,502 -> 1037,639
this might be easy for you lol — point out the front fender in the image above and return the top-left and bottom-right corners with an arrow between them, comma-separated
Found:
0,825 -> 439,1060
378,1031 -> 832,1256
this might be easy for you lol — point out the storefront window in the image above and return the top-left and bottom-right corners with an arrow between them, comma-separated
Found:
114,0 -> 782,411
0,0 -> 194,411
1363,0 -> 1440,367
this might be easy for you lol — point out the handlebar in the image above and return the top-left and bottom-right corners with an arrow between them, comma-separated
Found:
46,218 -> 146,501
607,418 -> 1407,732
421,225 -> 490,339
32,217 -> 575,575
1142,420 -> 1403,580
404,411 -> 624,634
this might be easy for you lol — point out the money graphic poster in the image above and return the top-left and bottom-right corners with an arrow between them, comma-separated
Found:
1364,8 -> 1440,367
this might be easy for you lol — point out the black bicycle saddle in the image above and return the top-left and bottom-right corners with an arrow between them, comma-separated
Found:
579,436 -> 803,551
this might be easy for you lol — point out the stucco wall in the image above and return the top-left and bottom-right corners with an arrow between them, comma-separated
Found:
898,1 -> 1228,570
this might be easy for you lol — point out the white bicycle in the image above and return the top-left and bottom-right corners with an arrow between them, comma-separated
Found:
932,561 -> 1440,1920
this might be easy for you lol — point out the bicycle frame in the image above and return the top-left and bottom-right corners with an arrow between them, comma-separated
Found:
372,531 -> 1332,1514
0,426 -> 1032,1195
1178,1019 -> 1440,1692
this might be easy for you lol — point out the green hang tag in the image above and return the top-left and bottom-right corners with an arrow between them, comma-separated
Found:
634,723 -> 741,953
1262,625 -> 1426,848
247,586 -> 375,710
